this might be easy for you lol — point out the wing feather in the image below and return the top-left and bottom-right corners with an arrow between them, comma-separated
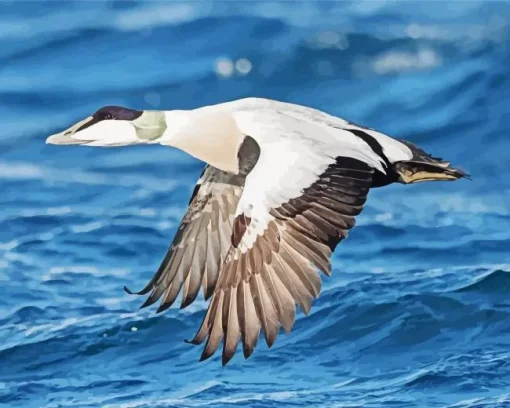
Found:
126,159 -> 255,310
189,155 -> 374,364
128,108 -> 381,365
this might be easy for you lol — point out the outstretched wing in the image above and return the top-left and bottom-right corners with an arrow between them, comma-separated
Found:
125,165 -> 242,310
125,136 -> 260,311
187,109 -> 379,365
124,168 -> 245,311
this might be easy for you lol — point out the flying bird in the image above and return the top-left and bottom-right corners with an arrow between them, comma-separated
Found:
46,98 -> 469,365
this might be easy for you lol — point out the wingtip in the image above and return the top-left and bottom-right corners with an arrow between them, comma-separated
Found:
199,350 -> 214,362
265,335 -> 277,349
123,283 -> 154,296
184,336 -> 203,345
242,345 -> 255,360
222,354 -> 233,366
156,301 -> 172,314
140,296 -> 157,309
180,294 -> 196,310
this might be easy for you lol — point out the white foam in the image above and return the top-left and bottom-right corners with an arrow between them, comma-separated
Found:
114,3 -> 204,31
71,221 -> 104,234
372,47 -> 442,75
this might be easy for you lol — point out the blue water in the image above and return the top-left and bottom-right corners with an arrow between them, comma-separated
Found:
1,1 -> 510,407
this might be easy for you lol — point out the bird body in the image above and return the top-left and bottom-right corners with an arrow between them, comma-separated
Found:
47,97 -> 468,365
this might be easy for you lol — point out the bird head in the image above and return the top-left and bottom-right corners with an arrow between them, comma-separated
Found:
46,106 -> 167,147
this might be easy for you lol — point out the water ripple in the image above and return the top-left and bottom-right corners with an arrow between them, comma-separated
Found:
1,1 -> 510,407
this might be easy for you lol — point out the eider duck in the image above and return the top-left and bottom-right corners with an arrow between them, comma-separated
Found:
47,98 -> 469,365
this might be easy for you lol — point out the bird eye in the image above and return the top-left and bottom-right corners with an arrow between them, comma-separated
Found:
98,113 -> 114,120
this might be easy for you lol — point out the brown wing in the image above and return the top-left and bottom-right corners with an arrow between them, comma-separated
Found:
124,165 -> 246,311
187,157 -> 374,365
125,137 -> 260,312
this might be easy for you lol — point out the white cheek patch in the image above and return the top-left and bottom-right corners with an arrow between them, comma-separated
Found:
72,120 -> 139,146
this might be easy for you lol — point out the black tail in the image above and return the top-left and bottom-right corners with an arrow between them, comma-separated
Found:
393,139 -> 470,184
394,160 -> 470,184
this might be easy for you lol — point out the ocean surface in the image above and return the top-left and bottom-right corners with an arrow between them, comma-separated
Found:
1,1 -> 510,407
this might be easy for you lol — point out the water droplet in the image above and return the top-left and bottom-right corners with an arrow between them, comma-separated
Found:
215,58 -> 234,78
235,58 -> 252,75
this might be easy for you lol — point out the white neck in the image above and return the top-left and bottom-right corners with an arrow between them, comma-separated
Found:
158,105 -> 243,174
